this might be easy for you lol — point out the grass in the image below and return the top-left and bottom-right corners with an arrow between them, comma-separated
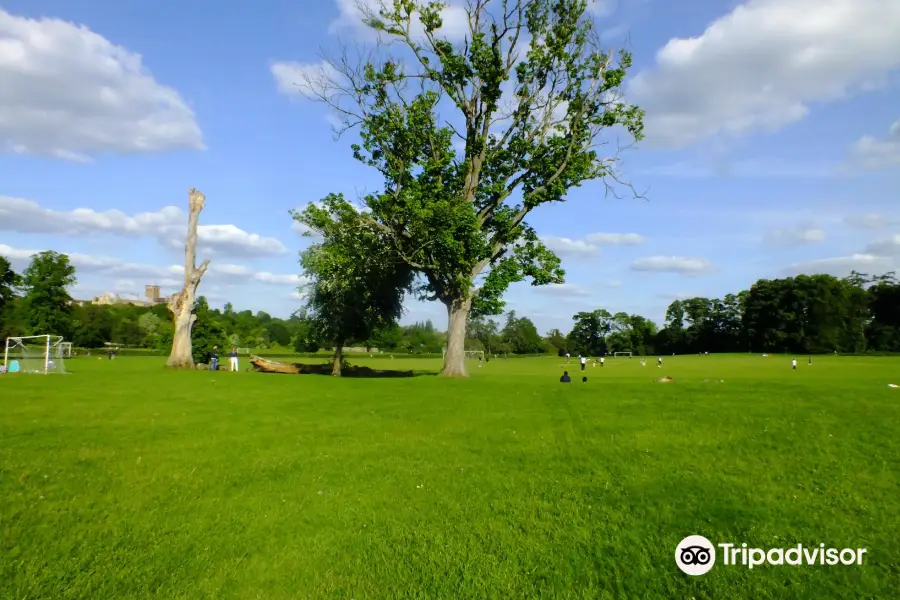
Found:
1,354 -> 899,599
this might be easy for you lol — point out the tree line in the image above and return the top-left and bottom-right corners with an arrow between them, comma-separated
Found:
4,252 -> 898,366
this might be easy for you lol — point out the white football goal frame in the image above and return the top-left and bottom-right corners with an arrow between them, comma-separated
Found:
442,349 -> 485,360
613,351 -> 633,358
3,335 -> 68,374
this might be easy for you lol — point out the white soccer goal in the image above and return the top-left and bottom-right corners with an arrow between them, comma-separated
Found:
441,349 -> 485,360
237,347 -> 250,354
3,335 -> 68,374
613,351 -> 632,358
59,342 -> 73,357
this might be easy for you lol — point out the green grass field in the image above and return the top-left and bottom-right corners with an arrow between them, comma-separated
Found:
2,354 -> 899,599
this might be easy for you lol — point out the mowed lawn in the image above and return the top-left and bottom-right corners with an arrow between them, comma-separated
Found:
1,354 -> 899,599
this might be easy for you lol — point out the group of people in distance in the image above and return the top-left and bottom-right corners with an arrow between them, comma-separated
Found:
559,352 -> 665,383
206,345 -> 241,371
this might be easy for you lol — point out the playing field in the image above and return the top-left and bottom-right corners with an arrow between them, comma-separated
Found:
2,354 -> 898,598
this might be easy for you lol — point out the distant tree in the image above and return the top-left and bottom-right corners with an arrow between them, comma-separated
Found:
190,296 -> 228,364
138,312 -> 164,347
20,251 -> 77,338
568,309 -> 612,356
0,256 -> 22,339
292,194 -> 414,375
545,328 -> 569,356
295,0 -> 644,375
501,311 -> 544,354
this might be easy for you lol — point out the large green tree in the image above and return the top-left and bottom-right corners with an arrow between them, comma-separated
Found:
293,194 -> 414,375
296,0 -> 643,375
0,256 -> 22,340
20,251 -> 77,338
568,309 -> 612,356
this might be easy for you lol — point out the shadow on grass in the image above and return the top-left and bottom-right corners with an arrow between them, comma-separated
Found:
249,356 -> 436,378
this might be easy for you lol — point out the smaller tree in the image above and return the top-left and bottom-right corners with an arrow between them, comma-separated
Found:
292,194 -> 413,375
0,257 -> 22,339
21,251 -> 77,338
190,296 -> 228,364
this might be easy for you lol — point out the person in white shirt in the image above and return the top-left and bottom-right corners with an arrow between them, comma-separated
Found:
657,356 -> 662,367
580,355 -> 587,371
641,357 -> 646,367
599,356 -> 605,367
565,352 -> 570,363
791,358 -> 797,370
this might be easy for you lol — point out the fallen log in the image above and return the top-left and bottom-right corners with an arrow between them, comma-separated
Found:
249,355 -> 414,378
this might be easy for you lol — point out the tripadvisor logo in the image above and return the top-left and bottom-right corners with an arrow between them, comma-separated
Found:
675,536 -> 867,576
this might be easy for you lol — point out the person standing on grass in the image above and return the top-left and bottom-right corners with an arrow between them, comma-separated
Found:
580,355 -> 587,371
657,356 -> 663,368
791,358 -> 797,370
565,352 -> 570,363
600,355 -> 605,367
229,347 -> 239,371
209,345 -> 219,371
808,355 -> 812,366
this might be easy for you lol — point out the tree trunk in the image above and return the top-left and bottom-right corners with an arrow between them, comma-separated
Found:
166,188 -> 210,369
441,296 -> 471,377
332,343 -> 344,376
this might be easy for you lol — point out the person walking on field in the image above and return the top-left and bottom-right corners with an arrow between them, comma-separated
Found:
230,347 -> 239,371
580,355 -> 587,371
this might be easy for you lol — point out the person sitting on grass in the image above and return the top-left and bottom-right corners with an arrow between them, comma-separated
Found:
560,371 -> 571,383
582,376 -> 587,383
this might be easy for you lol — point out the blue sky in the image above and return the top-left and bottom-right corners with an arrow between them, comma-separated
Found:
1,0 -> 898,334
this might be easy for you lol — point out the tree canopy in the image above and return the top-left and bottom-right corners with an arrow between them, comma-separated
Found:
293,193 -> 414,375
296,0 -> 644,375
20,251 -> 77,338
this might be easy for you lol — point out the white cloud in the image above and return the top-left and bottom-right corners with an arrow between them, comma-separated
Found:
0,9 -> 203,160
533,283 -> 591,297
328,0 -> 470,41
541,236 -> 600,258
541,231 -> 645,258
0,196 -> 287,258
639,159 -> 835,178
584,232 -> 646,245
657,292 -> 693,301
865,235 -> 900,256
628,0 -> 900,147
844,213 -> 896,229
270,60 -> 340,99
783,253 -> 895,277
765,227 -> 826,245
630,256 -> 712,275
851,119 -> 900,171
0,244 -> 304,291
600,279 -> 622,288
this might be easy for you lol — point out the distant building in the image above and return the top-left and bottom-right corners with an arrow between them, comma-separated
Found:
73,284 -> 172,307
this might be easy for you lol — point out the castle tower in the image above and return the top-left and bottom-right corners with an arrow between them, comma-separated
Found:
145,285 -> 161,302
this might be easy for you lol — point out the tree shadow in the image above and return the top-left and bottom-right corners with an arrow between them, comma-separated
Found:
249,357 -> 436,378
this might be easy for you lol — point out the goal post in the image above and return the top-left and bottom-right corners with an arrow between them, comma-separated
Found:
3,335 -> 68,374
441,348 -> 485,360
613,351 -> 632,358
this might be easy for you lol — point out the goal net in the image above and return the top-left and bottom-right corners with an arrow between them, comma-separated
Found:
613,351 -> 632,358
3,335 -> 68,374
441,349 -> 485,360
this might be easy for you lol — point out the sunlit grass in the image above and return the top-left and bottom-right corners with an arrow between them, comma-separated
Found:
1,354 -> 898,598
